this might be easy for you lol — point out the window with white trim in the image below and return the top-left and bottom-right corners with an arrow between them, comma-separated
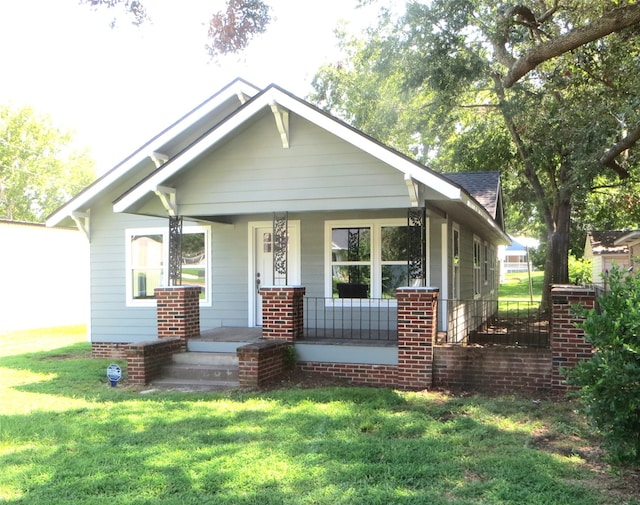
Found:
452,223 -> 460,299
473,235 -> 482,297
326,219 -> 412,299
483,241 -> 489,285
125,225 -> 210,306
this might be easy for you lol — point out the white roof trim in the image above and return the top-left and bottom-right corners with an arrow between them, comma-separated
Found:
46,79 -> 260,227
113,87 -> 462,214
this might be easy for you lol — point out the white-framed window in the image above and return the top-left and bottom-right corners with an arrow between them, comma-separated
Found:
125,225 -> 210,307
483,241 -> 489,285
489,244 -> 496,294
452,222 -> 460,300
473,235 -> 482,298
325,219 -> 417,300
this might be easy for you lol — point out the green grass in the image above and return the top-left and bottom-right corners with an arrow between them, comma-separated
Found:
499,271 -> 545,302
1,328 -> 638,504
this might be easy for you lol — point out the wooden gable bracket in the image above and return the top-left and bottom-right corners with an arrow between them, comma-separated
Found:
154,185 -> 177,216
237,91 -> 250,104
270,102 -> 290,149
149,151 -> 169,168
404,174 -> 420,207
71,211 -> 90,240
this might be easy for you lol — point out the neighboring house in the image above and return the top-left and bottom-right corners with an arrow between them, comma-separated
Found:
499,235 -> 538,275
584,230 -> 630,286
612,230 -> 640,269
0,220 -> 89,332
46,79 -> 509,354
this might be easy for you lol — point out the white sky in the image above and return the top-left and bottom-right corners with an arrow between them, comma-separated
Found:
0,0 -> 377,175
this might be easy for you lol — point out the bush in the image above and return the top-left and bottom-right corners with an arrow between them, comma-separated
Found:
569,254 -> 592,285
566,265 -> 640,463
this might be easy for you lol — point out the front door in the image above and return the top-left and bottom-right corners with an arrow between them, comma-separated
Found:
249,221 -> 300,326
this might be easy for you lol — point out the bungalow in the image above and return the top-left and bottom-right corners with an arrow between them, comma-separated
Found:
47,79 -> 509,376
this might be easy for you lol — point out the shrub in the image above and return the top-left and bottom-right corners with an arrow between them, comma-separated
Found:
566,265 -> 640,463
569,254 -> 592,285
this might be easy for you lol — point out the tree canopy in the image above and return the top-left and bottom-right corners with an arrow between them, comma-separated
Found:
80,0 -> 272,59
0,106 -> 95,223
311,0 -> 640,306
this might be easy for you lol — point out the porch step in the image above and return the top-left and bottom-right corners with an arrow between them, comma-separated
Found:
153,351 -> 239,391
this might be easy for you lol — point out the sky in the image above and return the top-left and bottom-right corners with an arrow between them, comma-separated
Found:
0,0 -> 378,175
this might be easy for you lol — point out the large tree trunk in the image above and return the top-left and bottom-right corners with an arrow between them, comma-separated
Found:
541,196 -> 571,311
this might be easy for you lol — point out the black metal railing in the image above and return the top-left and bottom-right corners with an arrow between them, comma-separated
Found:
303,297 -> 398,342
441,298 -> 549,348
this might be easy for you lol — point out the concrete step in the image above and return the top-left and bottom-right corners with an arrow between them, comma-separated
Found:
161,363 -> 238,381
152,351 -> 239,390
172,351 -> 238,366
150,377 -> 238,392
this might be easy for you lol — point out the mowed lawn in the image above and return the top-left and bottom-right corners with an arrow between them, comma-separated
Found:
1,328 -> 639,504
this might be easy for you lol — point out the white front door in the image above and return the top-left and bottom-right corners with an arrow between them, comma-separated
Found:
249,221 -> 300,326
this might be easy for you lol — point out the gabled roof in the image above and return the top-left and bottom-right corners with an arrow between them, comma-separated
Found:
46,78 -> 260,227
443,172 -> 501,219
47,79 -> 508,244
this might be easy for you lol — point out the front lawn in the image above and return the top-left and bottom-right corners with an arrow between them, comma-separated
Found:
1,328 -> 638,504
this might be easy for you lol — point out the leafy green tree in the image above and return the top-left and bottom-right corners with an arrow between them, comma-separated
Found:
0,106 -> 95,222
311,1 -> 640,309
567,266 -> 640,464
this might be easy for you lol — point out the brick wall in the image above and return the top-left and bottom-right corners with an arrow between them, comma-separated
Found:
237,339 -> 291,387
297,362 -> 398,387
155,286 -> 201,340
91,342 -> 129,359
125,337 -> 185,384
550,285 -> 595,390
259,286 -> 305,342
433,345 -> 553,394
396,287 -> 438,390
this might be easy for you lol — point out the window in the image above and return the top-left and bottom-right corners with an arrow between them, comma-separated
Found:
483,241 -> 489,285
326,219 -> 413,299
452,223 -> 460,299
473,235 -> 482,297
125,225 -> 210,306
489,244 -> 496,293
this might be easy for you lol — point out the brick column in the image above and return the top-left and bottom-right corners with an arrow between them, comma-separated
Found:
260,286 -> 306,342
550,285 -> 595,391
155,286 -> 201,341
396,287 -> 438,390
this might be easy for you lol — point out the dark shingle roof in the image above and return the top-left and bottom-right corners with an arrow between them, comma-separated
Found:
587,231 -> 629,254
442,171 -> 501,218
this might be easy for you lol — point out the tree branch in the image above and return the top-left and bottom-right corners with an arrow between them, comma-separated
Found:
599,124 -> 640,179
503,3 -> 640,88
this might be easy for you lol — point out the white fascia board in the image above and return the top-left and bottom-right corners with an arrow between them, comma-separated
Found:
460,192 -> 510,243
114,87 -> 462,214
614,230 -> 640,245
114,91 -> 276,213
47,80 -> 260,227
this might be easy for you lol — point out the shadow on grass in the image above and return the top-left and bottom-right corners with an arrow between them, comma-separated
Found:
1,345 -> 634,504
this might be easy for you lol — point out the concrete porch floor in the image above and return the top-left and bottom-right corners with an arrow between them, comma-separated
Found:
199,327 -> 263,342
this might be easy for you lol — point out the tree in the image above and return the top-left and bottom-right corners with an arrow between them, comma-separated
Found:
567,266 -> 640,463
311,1 -> 640,308
80,0 -> 272,59
0,106 -> 95,222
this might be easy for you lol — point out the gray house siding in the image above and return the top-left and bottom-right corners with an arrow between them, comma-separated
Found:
136,113 -> 411,218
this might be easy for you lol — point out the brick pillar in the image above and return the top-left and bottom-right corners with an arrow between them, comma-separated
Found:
155,286 -> 202,341
550,285 -> 595,391
396,287 -> 438,390
260,286 -> 306,342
